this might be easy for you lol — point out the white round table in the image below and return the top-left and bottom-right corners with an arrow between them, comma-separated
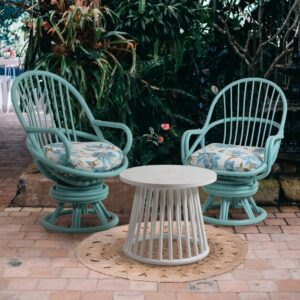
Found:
120,165 -> 217,265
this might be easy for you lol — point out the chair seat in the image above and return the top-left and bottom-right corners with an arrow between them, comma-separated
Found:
44,142 -> 123,172
187,143 -> 264,172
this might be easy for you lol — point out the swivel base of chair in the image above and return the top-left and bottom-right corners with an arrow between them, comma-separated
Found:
202,180 -> 267,226
41,183 -> 119,233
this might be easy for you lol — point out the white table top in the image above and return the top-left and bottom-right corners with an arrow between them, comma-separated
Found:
119,165 -> 217,189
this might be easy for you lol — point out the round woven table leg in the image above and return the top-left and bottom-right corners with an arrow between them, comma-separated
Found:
124,186 -> 209,265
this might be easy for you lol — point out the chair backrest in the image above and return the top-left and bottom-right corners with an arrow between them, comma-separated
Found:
11,70 -> 104,147
204,78 -> 287,148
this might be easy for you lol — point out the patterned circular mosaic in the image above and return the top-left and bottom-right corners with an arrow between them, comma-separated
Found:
76,225 -> 247,282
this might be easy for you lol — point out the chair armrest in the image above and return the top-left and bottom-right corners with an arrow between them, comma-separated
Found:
92,120 -> 133,156
26,127 -> 72,165
181,128 -> 207,163
264,134 -> 284,167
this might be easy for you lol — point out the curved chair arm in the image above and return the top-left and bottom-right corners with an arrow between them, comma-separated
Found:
264,134 -> 284,171
26,127 -> 72,165
181,128 -> 207,163
92,120 -> 133,156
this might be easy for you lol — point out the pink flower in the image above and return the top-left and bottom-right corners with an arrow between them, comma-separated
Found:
161,123 -> 170,131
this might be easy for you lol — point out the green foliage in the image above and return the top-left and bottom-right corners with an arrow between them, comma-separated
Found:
14,0 -> 294,166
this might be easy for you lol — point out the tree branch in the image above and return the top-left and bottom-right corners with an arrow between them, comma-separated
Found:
264,47 -> 293,78
256,0 -> 299,56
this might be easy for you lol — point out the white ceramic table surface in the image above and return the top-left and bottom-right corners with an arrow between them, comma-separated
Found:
119,165 -> 216,189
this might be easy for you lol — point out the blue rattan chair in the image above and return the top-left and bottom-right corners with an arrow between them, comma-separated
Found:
181,78 -> 287,226
11,70 -> 132,233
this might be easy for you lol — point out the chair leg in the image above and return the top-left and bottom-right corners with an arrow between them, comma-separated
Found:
202,180 -> 267,226
41,183 -> 119,233
219,198 -> 230,221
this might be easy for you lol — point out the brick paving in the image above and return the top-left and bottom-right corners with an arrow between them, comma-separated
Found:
0,113 -> 31,207
0,114 -> 300,299
0,206 -> 298,299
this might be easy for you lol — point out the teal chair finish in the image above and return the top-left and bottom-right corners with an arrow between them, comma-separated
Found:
181,78 -> 287,226
11,70 -> 132,233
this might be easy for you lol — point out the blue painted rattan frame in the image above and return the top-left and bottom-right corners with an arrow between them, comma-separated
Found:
11,70 -> 133,233
181,78 -> 287,226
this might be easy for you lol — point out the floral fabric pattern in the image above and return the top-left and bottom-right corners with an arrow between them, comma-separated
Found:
43,142 -> 123,172
188,143 -> 264,172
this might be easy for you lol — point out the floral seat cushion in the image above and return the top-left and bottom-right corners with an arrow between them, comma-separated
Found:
187,143 -> 264,172
43,142 -> 123,172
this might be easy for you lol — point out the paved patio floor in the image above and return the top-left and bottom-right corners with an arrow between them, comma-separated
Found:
0,113 -> 300,299
0,206 -> 300,300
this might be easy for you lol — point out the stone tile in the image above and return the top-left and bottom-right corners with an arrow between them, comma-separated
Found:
129,280 -> 157,291
98,279 -> 130,291
176,293 -> 208,300
280,206 -> 300,212
279,250 -> 300,258
285,218 -> 300,226
233,269 -> 263,280
7,239 -> 35,248
260,241 -> 288,250
235,226 -> 259,234
3,267 -> 30,278
269,292 -> 300,300
30,267 -> 61,278
262,269 -> 291,280
276,279 -> 300,292
21,224 -> 46,232
254,250 -> 280,259
0,224 -> 21,232
258,226 -> 282,234
144,292 -> 176,300
218,281 -> 249,292
238,293 -> 269,300
287,241 -> 300,249
37,279 -> 68,290
246,234 -> 271,242
24,257 -> 52,267
270,234 -> 300,242
281,226 -> 300,234
82,292 -> 113,300
188,280 -> 219,293
269,259 -> 299,269
113,292 -> 144,300
17,247 -> 42,257
34,240 -> 60,248
207,294 -> 239,300
158,282 -> 187,292
243,259 -> 272,269
264,219 -> 286,226
275,213 -> 297,219
0,291 -> 50,300
51,258 -> 79,267
248,280 -> 278,292
50,291 -> 81,300
66,278 -> 97,290
0,231 -> 25,240
59,267 -> 89,278
42,248 -> 70,258
7,278 -> 38,290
